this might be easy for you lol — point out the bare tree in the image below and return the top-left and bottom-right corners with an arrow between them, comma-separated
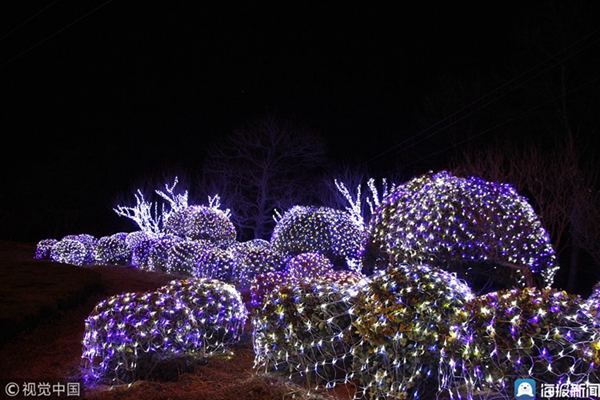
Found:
452,135 -> 600,293
202,116 -> 328,240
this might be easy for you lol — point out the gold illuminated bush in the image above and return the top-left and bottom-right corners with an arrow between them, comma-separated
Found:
349,263 -> 474,399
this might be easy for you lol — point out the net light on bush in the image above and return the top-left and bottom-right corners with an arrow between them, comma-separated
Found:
81,278 -> 248,384
367,170 -> 558,288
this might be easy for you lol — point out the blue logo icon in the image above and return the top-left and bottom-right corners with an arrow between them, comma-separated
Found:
515,379 -> 536,400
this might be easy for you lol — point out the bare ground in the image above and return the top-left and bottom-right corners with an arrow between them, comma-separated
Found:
0,241 -> 354,400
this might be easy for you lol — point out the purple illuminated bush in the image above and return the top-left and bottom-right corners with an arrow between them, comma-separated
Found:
163,205 -> 236,242
165,239 -> 215,276
194,246 -> 237,281
81,278 -> 248,384
148,235 -> 181,272
367,170 -> 558,288
230,239 -> 284,288
130,237 -> 158,270
35,238 -> 58,260
285,252 -> 334,281
270,205 -> 367,270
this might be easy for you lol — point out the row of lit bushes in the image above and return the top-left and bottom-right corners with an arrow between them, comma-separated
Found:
252,262 -> 600,399
35,171 -> 586,398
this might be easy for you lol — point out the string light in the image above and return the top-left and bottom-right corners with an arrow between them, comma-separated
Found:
81,278 -> 248,384
367,170 -> 558,288
271,205 -> 367,271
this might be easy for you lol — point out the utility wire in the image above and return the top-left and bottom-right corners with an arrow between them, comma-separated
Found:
402,75 -> 600,169
0,0 -> 61,43
0,0 -> 113,70
364,25 -> 600,168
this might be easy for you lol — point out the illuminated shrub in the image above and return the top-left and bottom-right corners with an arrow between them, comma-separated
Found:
35,238 -> 58,259
165,239 -> 215,276
148,235 -> 182,273
81,278 -> 248,384
253,278 -> 362,387
349,263 -> 474,400
163,205 -> 236,242
250,268 -> 364,310
586,282 -> 600,310
50,239 -> 88,266
95,233 -> 131,265
125,231 -> 150,251
286,252 -> 334,281
130,237 -> 158,270
270,205 -> 367,270
63,234 -> 97,264
229,240 -> 283,288
194,246 -> 237,282
447,288 -> 600,399
367,170 -> 558,288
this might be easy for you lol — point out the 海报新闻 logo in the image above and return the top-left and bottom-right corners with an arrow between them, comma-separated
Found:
515,379 -> 536,400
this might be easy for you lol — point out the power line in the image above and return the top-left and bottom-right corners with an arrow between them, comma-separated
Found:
0,0 -> 61,43
364,25 -> 600,168
0,0 -> 114,70
402,75 -> 600,169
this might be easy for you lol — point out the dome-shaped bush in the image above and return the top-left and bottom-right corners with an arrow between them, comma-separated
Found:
367,170 -> 558,288
270,205 -> 366,270
349,263 -> 474,399
285,252 -> 334,281
163,205 -> 236,242
81,278 -> 248,384
448,288 -> 600,399
165,239 -> 215,276
63,234 -> 97,264
50,239 -> 87,266
194,246 -> 237,281
95,233 -> 131,265
148,235 -> 181,273
253,276 -> 362,387
130,237 -> 158,270
35,238 -> 58,260
228,240 -> 283,288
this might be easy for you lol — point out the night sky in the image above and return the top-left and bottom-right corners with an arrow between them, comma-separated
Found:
1,1 -> 598,241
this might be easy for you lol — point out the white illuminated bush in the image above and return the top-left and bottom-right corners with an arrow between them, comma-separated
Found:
163,205 -> 236,242
81,278 -> 248,384
50,238 -> 88,266
271,205 -> 367,271
348,263 -> 474,399
367,170 -> 558,288
35,238 -> 58,259
94,233 -> 131,265
252,273 -> 364,387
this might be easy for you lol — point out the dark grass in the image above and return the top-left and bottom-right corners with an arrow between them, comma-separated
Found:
0,242 -> 102,346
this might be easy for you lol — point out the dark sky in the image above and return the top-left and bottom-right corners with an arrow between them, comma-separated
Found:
1,1 -> 597,241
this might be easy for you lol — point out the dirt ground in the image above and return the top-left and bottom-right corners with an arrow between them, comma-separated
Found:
0,241 -> 353,400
